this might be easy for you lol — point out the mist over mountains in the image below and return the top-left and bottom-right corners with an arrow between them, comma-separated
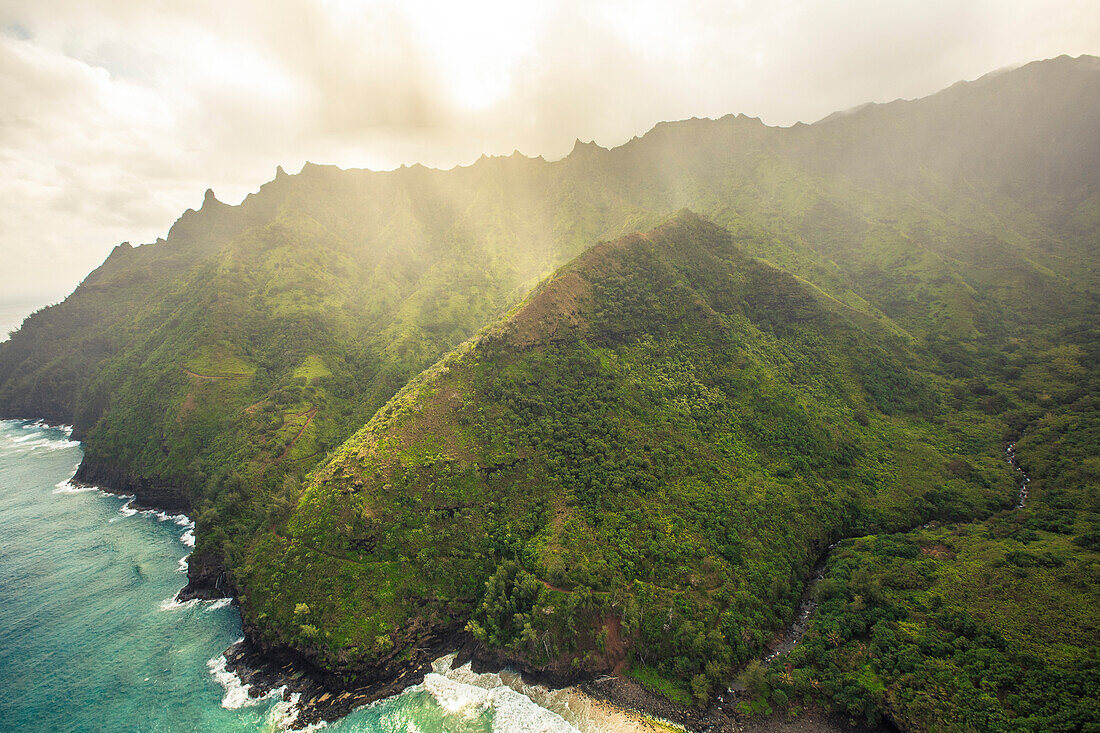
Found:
1,55 -> 1098,731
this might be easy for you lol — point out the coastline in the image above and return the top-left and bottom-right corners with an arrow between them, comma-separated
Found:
71,454 -> 192,515
217,630 -> 889,732
46,424 -> 886,732
58,442 -> 477,728
219,627 -> 472,728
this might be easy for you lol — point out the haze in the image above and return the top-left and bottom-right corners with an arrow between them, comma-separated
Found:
2,0 -> 1098,310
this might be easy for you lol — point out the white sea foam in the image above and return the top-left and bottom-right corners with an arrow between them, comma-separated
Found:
423,673 -> 492,718
146,509 -> 193,528
267,691 -> 303,729
11,431 -> 78,452
0,424 -> 69,455
178,554 -> 190,573
42,437 -> 77,450
207,647 -> 317,730
426,654 -> 668,733
53,480 -> 96,494
80,483 -> 196,543
159,596 -> 201,612
208,653 -> 270,709
206,648 -> 626,733
488,687 -> 583,733
158,595 -> 231,612
134,507 -> 193,529
162,513 -> 196,547
54,479 -> 198,567
422,656 -> 580,733
267,690 -> 330,731
20,420 -> 73,436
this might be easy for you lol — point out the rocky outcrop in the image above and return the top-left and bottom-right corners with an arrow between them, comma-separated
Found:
71,457 -> 191,514
224,617 -> 469,729
463,638 -> 615,691
177,549 -> 232,601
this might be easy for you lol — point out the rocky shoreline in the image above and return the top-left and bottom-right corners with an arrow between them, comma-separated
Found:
218,629 -> 892,732
64,451 -> 478,727
67,446 -> 894,732
218,625 -> 619,729
71,455 -> 192,514
65,453 -> 229,603
220,634 -> 466,728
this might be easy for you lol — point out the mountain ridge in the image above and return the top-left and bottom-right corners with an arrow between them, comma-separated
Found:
0,54 -> 1097,730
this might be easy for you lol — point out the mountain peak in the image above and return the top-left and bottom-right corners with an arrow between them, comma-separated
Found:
491,213 -> 729,349
300,161 -> 340,176
569,138 -> 607,158
105,241 -> 132,260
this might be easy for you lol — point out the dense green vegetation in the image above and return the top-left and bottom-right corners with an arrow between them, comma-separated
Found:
752,315 -> 1100,731
768,525 -> 1098,731
0,55 -> 1096,730
238,214 -> 1019,699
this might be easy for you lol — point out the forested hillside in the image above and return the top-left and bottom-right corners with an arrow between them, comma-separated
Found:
0,55 -> 1096,730
238,213 -> 1020,701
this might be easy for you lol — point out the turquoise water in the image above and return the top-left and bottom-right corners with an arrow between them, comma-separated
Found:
0,420 -> 613,732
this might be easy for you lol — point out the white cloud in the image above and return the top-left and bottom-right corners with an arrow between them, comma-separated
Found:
0,0 -> 1097,305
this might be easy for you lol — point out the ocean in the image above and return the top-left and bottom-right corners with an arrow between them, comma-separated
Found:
0,420 -> 648,733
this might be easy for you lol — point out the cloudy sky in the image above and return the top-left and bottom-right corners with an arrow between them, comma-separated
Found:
1,0 -> 1098,310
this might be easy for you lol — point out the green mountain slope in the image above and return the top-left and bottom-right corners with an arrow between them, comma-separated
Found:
754,310 -> 1100,731
0,158 -> 655,571
1,56 -> 1094,524
0,54 -> 1096,728
238,213 -> 1017,699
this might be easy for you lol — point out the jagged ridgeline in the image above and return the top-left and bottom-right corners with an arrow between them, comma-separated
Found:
239,213 -> 1017,694
0,54 -> 1097,717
